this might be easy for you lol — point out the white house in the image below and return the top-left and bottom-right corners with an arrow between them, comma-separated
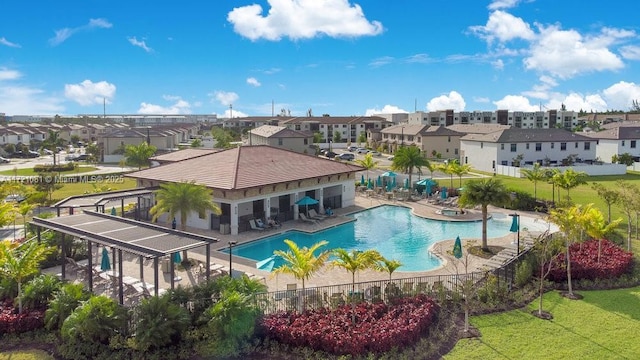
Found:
460,128 -> 597,173
581,127 -> 640,162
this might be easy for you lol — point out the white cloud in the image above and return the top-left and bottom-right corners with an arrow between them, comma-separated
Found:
488,0 -> 521,10
602,81 -> 640,111
426,91 -> 466,111
64,80 -> 116,106
473,96 -> 490,103
364,105 -> 408,116
405,54 -> 433,64
491,59 -> 504,70
0,67 -> 22,81
246,77 -> 261,87
620,45 -> 640,60
220,108 -> 248,118
0,69 -> 64,114
369,56 -> 394,67
493,95 -> 539,111
138,97 -> 192,114
227,0 -> 383,41
0,37 -> 20,48
212,91 -> 239,106
547,93 -> 607,113
469,10 -> 535,43
49,18 -> 112,46
524,25 -> 627,79
127,37 -> 153,52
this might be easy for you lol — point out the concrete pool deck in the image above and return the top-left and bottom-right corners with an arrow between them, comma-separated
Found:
189,194 -> 553,293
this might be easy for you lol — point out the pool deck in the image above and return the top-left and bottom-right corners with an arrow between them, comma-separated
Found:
45,194 -> 552,297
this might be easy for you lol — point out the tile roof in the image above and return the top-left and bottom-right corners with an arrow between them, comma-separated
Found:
447,123 -> 511,134
150,148 -> 219,163
279,116 -> 386,125
461,128 -> 593,143
251,125 -> 311,138
127,145 -> 364,190
581,127 -> 640,140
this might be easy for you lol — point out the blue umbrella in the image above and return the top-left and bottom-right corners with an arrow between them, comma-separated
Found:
381,171 -> 397,177
386,181 -> 392,192
453,236 -> 463,259
391,176 -> 396,188
510,215 -> 519,233
376,175 -> 382,187
100,247 -> 111,271
172,252 -> 182,264
404,178 -> 409,189
367,178 -> 373,189
360,175 -> 365,185
426,182 -> 433,196
110,206 -> 116,216
296,196 -> 319,216
441,187 -> 448,199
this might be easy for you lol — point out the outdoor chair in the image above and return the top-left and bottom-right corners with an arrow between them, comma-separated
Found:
308,209 -> 327,220
255,218 -> 269,229
299,213 -> 319,224
65,257 -> 88,280
249,219 -> 265,231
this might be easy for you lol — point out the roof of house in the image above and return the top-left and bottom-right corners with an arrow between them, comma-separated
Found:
581,126 -> 640,140
447,123 -> 511,134
278,116 -> 387,125
150,148 -> 219,163
460,128 -> 593,143
126,145 -> 364,190
250,125 -> 311,138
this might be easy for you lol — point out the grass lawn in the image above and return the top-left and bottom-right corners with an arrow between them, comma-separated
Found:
49,177 -> 138,201
0,350 -> 55,360
445,287 -> 640,359
0,166 -> 98,176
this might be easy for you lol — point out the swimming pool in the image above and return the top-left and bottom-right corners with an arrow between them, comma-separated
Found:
227,205 -> 517,272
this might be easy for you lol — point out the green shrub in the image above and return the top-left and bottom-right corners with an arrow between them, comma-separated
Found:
19,274 -> 63,311
33,163 -> 76,173
515,258 -> 534,288
133,295 -> 191,351
61,295 -> 128,344
45,282 -> 89,330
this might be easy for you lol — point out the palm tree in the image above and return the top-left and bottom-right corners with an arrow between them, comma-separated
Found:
355,153 -> 379,183
150,181 -> 221,259
520,163 -> 546,204
331,248 -> 383,324
438,161 -> 456,189
124,141 -> 157,170
548,204 -> 587,297
0,240 -> 53,313
390,145 -> 429,188
375,258 -> 402,281
555,169 -> 587,202
135,295 -> 191,351
272,239 -> 330,306
449,160 -> 472,188
458,178 -> 510,252
581,205 -> 621,263
43,130 -> 65,166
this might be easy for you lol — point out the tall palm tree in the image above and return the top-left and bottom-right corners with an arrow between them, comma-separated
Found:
375,258 -> 402,281
151,181 -> 221,259
520,163 -> 546,204
449,160 -> 472,188
355,153 -> 379,183
124,141 -> 157,170
458,178 -> 510,252
272,239 -> 330,304
390,145 -> 429,188
43,130 -> 65,166
548,204 -> 588,297
0,240 -> 53,313
331,248 -> 383,324
555,169 -> 587,202
438,161 -> 456,189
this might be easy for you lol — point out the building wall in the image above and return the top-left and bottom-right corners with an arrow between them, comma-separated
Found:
494,140 -> 596,166
421,135 -> 461,160
460,141 -> 498,172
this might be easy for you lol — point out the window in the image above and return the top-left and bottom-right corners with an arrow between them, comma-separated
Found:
501,160 -> 508,165
584,142 -> 591,150
550,143 -> 555,149
560,142 -> 566,151
526,143 -> 530,150
510,144 -> 517,152
535,143 -> 541,151
303,139 -> 308,145
501,144 -> 504,150
448,136 -> 451,142
575,142 -> 578,148
278,138 -> 283,145
622,140 -> 626,146
481,142 -> 483,149
632,141 -> 637,149
454,148 -> 458,155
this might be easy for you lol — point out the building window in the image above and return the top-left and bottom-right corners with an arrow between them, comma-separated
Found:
303,139 -> 308,145
622,140 -> 626,146
560,142 -> 566,151
575,142 -> 578,148
550,143 -> 555,149
501,144 -> 504,150
526,143 -> 530,150
480,142 -> 483,149
278,138 -> 283,145
448,136 -> 451,142
584,142 -> 591,150
510,144 -> 517,152
632,140 -> 637,148
501,160 -> 508,165
535,143 -> 541,151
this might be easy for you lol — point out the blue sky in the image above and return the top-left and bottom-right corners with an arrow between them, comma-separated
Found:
1,0 -> 640,117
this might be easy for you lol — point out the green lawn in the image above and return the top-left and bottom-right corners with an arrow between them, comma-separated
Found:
0,350 -> 55,360
49,177 -> 138,201
0,166 -> 98,176
445,287 -> 640,359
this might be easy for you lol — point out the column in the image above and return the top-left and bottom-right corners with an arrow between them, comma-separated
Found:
317,188 -> 324,213
230,203 -> 239,235
264,198 -> 271,220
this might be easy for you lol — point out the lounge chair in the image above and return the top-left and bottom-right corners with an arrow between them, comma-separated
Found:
255,218 -> 268,229
249,219 -> 265,231
308,209 -> 327,220
299,213 -> 319,224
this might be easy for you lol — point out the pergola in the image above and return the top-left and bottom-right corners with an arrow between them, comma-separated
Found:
53,188 -> 155,219
31,210 -> 219,305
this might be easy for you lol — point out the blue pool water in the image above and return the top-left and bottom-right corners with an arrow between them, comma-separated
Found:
227,205 -> 513,272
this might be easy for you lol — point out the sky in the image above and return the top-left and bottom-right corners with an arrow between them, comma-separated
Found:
1,0 -> 640,118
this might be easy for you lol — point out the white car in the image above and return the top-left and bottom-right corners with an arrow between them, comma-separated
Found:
370,151 -> 381,156
357,148 -> 369,154
387,155 -> 394,160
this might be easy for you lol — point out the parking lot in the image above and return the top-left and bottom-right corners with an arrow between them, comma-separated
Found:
318,147 -> 394,166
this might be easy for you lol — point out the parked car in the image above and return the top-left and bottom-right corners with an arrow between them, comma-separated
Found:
370,151 -> 381,156
4,194 -> 25,203
337,153 -> 355,161
387,155 -> 394,160
347,146 -> 358,152
0,156 -> 9,163
324,151 -> 337,159
67,154 -> 89,162
43,149 -> 54,155
357,148 -> 369,154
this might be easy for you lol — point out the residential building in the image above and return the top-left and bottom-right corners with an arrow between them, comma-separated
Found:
277,116 -> 390,148
460,128 -> 596,173
374,124 -> 464,159
248,125 -> 314,154
126,145 -> 364,235
150,148 -> 219,166
582,127 -> 640,162
408,109 -> 581,129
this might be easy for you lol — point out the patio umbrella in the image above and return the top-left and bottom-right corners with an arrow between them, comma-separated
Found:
381,171 -> 397,177
256,256 -> 276,271
510,215 -> 519,233
110,206 -> 116,216
404,178 -> 409,189
172,252 -> 182,264
100,247 -> 111,271
386,180 -> 392,192
296,196 -> 319,216
361,175 -> 365,185
391,176 -> 396,188
441,187 -> 448,199
453,236 -> 463,259
367,178 -> 373,189
376,175 -> 382,187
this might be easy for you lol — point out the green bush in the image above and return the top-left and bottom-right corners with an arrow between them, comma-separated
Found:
33,163 -> 76,173
45,282 -> 89,331
19,274 -> 63,311
61,295 -> 128,344
133,295 -> 191,351
515,258 -> 534,288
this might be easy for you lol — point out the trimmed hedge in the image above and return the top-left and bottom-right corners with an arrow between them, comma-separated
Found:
548,239 -> 634,282
33,163 -> 76,172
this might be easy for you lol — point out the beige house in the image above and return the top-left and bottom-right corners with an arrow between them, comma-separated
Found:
126,145 -> 364,235
374,124 -> 464,160
248,125 -> 314,154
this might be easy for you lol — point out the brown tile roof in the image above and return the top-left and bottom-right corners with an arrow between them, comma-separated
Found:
279,116 -> 386,125
127,145 -> 364,190
251,125 -> 311,138
447,123 -> 511,134
461,128 -> 593,143
150,148 -> 219,163
581,127 -> 640,140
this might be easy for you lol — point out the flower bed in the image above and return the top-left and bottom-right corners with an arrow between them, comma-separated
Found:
0,301 -> 45,333
261,294 -> 438,356
548,239 -> 634,282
